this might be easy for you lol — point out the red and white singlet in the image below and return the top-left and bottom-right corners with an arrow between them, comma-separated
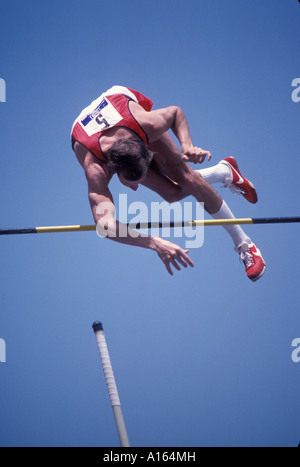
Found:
71,86 -> 153,163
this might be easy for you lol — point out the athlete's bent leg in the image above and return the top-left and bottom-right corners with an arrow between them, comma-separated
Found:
142,159 -> 189,203
196,157 -> 258,204
150,133 -> 223,214
149,134 -> 266,281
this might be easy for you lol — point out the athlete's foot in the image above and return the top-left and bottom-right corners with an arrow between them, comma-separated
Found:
235,241 -> 266,282
220,157 -> 258,204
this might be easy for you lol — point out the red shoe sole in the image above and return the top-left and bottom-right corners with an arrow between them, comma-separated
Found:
223,157 -> 258,204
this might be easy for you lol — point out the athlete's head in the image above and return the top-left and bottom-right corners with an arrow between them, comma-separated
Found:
107,138 -> 152,182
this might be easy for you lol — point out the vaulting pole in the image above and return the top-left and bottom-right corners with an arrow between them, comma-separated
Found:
92,322 -> 130,448
0,217 -> 300,235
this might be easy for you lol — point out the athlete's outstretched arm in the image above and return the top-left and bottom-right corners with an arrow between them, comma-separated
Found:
84,158 -> 194,275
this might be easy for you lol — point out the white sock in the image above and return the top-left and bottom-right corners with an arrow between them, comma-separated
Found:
211,201 -> 251,248
197,163 -> 231,185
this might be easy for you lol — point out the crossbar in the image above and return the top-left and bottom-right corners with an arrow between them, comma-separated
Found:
0,217 -> 299,236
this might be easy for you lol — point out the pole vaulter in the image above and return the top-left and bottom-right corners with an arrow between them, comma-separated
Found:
3,85 -> 300,281
66,84 -> 300,282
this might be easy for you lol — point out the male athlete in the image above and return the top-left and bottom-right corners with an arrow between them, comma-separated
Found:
72,85 -> 266,281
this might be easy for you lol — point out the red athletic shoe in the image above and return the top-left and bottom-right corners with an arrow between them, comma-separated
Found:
235,242 -> 266,282
220,157 -> 258,204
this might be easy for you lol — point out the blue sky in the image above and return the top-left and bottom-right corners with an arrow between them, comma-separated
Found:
0,0 -> 299,447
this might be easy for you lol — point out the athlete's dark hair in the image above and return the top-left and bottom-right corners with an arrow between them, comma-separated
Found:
106,138 -> 152,181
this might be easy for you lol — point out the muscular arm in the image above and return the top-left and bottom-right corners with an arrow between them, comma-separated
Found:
145,106 -> 193,151
130,101 -> 211,164
82,153 -> 194,275
85,159 -> 154,249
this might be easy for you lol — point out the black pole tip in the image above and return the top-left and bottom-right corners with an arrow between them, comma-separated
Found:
92,321 -> 103,333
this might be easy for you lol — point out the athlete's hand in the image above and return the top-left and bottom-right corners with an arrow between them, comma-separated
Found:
182,146 -> 212,164
153,238 -> 194,276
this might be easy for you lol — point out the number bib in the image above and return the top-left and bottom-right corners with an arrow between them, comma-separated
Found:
80,98 -> 122,136
71,86 -> 154,163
